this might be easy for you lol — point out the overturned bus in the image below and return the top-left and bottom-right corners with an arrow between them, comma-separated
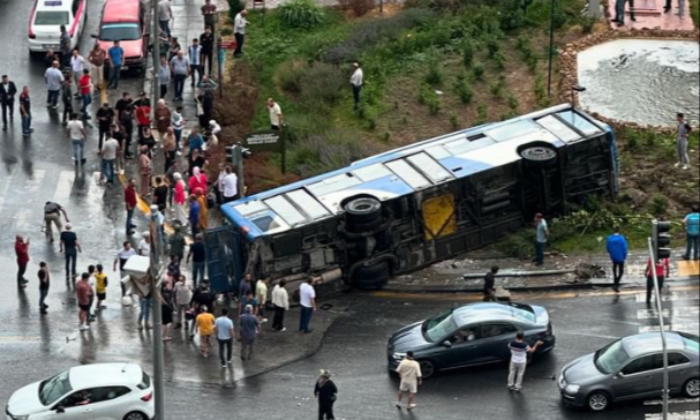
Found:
204,104 -> 619,300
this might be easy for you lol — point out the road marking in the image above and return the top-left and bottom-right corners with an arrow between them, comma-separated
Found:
645,398 -> 699,405
52,170 -> 75,204
13,169 -> 45,228
645,411 -> 700,420
637,307 -> 700,319
639,322 -> 700,333
637,291 -> 700,303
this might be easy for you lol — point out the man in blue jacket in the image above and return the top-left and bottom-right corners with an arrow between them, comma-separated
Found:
606,226 -> 629,293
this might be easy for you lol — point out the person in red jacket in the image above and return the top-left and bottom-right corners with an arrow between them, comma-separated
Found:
15,235 -> 30,288
124,178 -> 138,236
646,257 -> 670,305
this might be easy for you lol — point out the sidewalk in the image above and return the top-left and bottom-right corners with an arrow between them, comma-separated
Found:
387,248 -> 700,293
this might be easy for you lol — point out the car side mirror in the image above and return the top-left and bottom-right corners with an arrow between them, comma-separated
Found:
55,406 -> 65,413
442,340 -> 452,348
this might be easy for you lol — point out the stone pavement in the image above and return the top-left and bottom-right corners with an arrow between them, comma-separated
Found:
388,248 -> 700,293
607,0 -> 695,30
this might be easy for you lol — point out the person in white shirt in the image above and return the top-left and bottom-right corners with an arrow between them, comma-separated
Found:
100,134 -> 120,184
158,0 -> 173,36
70,49 -> 86,91
188,38 -> 203,88
267,97 -> 283,130
299,278 -> 316,333
350,62 -> 363,111
271,280 -> 289,331
222,165 -> 238,202
396,351 -> 421,411
139,232 -> 151,256
65,112 -> 86,165
233,9 -> 249,57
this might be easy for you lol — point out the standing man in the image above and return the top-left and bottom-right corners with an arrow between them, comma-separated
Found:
507,331 -> 543,392
170,51 -> 190,102
606,226 -> 629,293
675,112 -> 691,170
113,241 -> 136,297
187,234 -> 207,287
59,25 -> 71,69
611,0 -> 635,26
189,194 -> 201,238
60,224 -> 81,280
199,26 -> 215,76
100,134 -> 119,185
239,273 -> 253,300
395,351 -> 421,411
70,49 -> 86,88
483,265 -> 498,302
239,304 -> 260,361
0,74 -> 17,130
158,0 -> 173,37
215,308 -> 235,367
15,235 -> 30,288
168,224 -> 186,262
19,86 -> 32,136
38,262 -> 50,314
233,9 -> 249,57
96,102 -> 115,150
267,98 -> 283,130
78,69 -> 92,123
158,56 -> 171,99
195,305 -> 216,357
350,62 -> 363,111
188,38 -> 203,88
314,370 -> 338,420
255,278 -> 269,323
44,201 -> 69,242
221,166 -> 238,203
124,178 -> 138,235
299,278 -> 316,334
88,44 -> 106,92
139,146 -> 152,197
108,40 -> 125,89
683,205 -> 700,261
201,0 -> 217,35
66,112 -> 87,166
76,272 -> 93,331
271,280 -> 289,331
533,213 -> 548,266
60,77 -> 73,125
44,61 -> 64,109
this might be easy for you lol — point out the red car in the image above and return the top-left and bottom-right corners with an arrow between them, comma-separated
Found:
94,0 -> 150,74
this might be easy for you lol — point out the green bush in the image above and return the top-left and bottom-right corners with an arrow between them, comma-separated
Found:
454,76 -> 473,104
507,93 -> 519,111
419,85 -> 440,115
486,38 -> 500,58
299,62 -> 346,108
450,113 -> 459,130
651,194 -> 668,217
424,60 -> 444,85
275,60 -> 306,94
580,16 -> 596,33
493,51 -> 506,70
338,0 -> 374,17
279,0 -> 325,29
220,27 -> 233,37
227,0 -> 245,21
525,54 -> 538,73
489,80 -> 504,98
288,128 -> 372,176
462,40 -> 475,68
534,74 -> 549,107
475,103 -> 488,124
472,62 -> 485,81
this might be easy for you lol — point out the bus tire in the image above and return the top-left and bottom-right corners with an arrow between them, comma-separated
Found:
344,196 -> 382,226
353,261 -> 390,290
518,142 -> 558,168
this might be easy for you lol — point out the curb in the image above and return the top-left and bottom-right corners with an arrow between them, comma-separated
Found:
383,276 -> 700,294
462,268 -> 575,279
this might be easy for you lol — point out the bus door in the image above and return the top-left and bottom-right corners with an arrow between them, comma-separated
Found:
203,225 -> 244,294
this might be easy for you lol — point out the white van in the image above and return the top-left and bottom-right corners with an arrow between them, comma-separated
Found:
28,0 -> 87,53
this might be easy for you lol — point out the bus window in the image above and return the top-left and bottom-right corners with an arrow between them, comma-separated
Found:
407,153 -> 453,184
251,213 -> 288,233
286,190 -> 330,220
484,119 -> 542,143
556,111 -> 603,137
264,196 -> 307,227
308,173 -> 361,197
234,200 -> 268,217
425,145 -> 451,160
352,163 -> 393,183
536,115 -> 580,142
386,160 -> 431,190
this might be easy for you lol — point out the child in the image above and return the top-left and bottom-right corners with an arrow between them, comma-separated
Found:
95,264 -> 108,310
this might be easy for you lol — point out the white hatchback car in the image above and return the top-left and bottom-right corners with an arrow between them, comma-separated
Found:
5,363 -> 154,420
28,0 -> 87,53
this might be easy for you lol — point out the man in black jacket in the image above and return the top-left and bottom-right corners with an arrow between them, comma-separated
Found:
0,74 -> 18,131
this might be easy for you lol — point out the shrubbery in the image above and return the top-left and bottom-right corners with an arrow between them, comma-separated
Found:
275,61 -> 345,111
279,0 -> 325,29
338,0 -> 374,17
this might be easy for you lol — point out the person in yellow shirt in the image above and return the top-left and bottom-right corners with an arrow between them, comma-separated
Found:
94,264 -> 108,310
195,305 -> 216,357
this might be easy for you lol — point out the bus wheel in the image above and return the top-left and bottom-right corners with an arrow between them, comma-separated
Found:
353,261 -> 390,290
518,142 -> 557,168
344,196 -> 382,228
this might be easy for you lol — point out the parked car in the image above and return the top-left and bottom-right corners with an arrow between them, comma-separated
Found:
558,331 -> 700,411
28,0 -> 87,53
386,302 -> 556,378
5,363 -> 154,420
94,0 -> 150,74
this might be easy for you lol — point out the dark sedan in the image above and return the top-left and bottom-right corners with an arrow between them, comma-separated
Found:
386,302 -> 556,378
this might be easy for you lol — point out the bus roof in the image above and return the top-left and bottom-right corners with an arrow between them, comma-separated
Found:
221,104 -> 609,240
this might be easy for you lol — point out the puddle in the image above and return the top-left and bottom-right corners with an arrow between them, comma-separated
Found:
577,39 -> 699,127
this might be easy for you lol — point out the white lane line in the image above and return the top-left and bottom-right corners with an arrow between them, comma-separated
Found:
645,411 -> 700,420
638,308 -> 700,320
645,398 -> 699,405
637,292 -> 700,303
0,165 -> 18,212
639,322 -> 700,333
13,169 -> 45,229
51,170 -> 75,204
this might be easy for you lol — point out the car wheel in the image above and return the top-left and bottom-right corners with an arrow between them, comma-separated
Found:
683,378 -> 700,398
353,261 -> 390,290
518,141 -> 558,168
418,359 -> 435,379
586,391 -> 610,411
124,412 -> 148,420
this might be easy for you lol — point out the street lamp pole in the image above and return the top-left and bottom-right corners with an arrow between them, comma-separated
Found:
149,205 -> 165,420
547,0 -> 555,97
151,0 -> 160,115
647,237 -> 670,420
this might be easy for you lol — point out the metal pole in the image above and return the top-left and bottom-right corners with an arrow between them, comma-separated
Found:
151,0 -> 160,120
217,37 -> 223,99
149,205 -> 165,420
547,0 -> 555,97
237,143 -> 245,198
647,237 -> 669,420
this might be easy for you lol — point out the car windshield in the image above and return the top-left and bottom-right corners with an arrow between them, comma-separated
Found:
594,339 -> 630,374
100,23 -> 140,41
679,332 -> 700,352
35,11 -> 69,25
38,370 -> 72,406
423,311 -> 457,343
